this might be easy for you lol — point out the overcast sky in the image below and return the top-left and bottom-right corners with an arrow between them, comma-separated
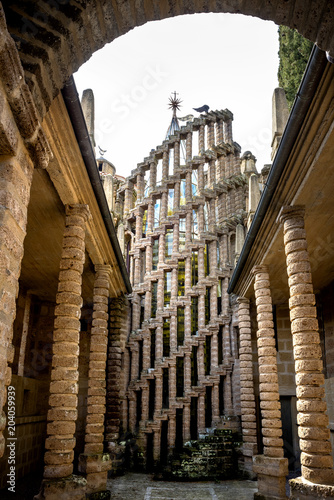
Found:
74,13 -> 279,178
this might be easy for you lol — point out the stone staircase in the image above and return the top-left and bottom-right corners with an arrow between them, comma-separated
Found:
160,428 -> 242,481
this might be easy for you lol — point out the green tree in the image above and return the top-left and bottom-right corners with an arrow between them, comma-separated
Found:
278,26 -> 313,109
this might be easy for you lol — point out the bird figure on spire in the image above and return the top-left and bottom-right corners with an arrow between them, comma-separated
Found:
193,105 -> 210,113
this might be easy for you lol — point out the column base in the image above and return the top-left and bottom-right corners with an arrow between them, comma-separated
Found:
253,455 -> 288,500
34,474 -> 87,500
78,453 -> 111,495
290,477 -> 334,499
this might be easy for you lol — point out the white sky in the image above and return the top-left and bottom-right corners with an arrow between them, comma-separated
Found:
74,13 -> 279,178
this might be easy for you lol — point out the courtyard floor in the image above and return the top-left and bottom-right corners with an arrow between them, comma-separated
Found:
107,472 -> 258,500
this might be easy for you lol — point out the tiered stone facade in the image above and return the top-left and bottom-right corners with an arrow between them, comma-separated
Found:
118,108 -> 248,465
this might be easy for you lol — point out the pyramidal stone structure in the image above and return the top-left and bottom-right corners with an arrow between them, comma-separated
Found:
114,94 -> 259,471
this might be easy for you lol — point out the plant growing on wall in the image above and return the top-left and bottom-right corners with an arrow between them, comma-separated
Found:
278,26 -> 313,109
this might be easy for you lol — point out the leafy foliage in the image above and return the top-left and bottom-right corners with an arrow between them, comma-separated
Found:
278,26 -> 313,109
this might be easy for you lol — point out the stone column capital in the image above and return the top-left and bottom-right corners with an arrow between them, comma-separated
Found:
278,205 -> 305,224
252,264 -> 269,276
65,203 -> 91,221
236,296 -> 250,306
94,263 -> 112,276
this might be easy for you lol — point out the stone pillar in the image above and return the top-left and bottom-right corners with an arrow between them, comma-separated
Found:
150,161 -> 157,190
156,326 -> 163,360
174,181 -> 180,211
146,243 -> 152,273
161,190 -> 168,220
170,314 -> 177,353
174,141 -> 180,170
147,203 -> 154,233
212,384 -> 220,425
198,342 -> 205,379
168,415 -> 176,449
279,206 -> 334,493
198,393 -> 205,433
169,362 -> 176,401
42,204 -> 90,496
186,171 -> 192,202
207,121 -> 214,148
142,386 -> 149,422
184,352 -> 191,393
136,172 -> 144,202
155,373 -> 163,417
252,265 -> 288,500
128,397 -> 136,433
198,163 -> 204,191
162,150 -> 169,180
153,429 -> 160,461
183,403 -> 191,441
211,333 -> 218,373
78,265 -> 112,495
173,222 -> 179,254
124,183 -> 133,214
105,296 -> 128,450
185,257 -> 191,294
158,233 -> 165,264
133,256 -> 141,286
224,371 -> 233,416
186,132 -> 192,162
237,297 -> 258,474
135,210 -> 143,242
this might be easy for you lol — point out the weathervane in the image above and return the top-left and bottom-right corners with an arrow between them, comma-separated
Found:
168,91 -> 182,116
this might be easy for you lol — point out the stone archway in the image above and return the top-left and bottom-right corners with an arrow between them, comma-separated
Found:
2,0 -> 334,121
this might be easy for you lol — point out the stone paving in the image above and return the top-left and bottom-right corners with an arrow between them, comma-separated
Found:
107,472 -> 258,499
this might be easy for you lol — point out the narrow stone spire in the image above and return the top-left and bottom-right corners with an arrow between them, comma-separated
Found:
81,88 -> 96,149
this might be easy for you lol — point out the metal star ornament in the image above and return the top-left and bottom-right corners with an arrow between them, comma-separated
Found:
168,91 -> 182,113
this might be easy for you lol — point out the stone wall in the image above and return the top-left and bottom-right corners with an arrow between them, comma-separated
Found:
0,375 -> 48,489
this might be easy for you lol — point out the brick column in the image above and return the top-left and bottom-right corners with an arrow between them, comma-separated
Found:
279,206 -> 334,493
174,142 -> 180,170
169,362 -> 176,401
252,265 -> 288,500
198,163 -> 204,191
162,151 -> 169,180
105,296 -> 128,447
124,183 -> 133,214
174,181 -> 180,211
136,172 -> 144,202
184,353 -> 191,393
183,403 -> 191,441
161,191 -> 168,220
158,233 -> 165,264
173,223 -> 179,254
168,415 -> 176,449
43,204 -> 90,489
212,384 -> 220,425
198,393 -> 205,433
185,257 -> 191,293
211,333 -> 218,372
150,161 -> 157,190
78,265 -> 112,495
135,211 -> 142,242
237,297 -> 258,474
146,243 -> 152,273
142,386 -> 149,422
207,121 -> 214,148
186,132 -> 192,162
186,171 -> 192,202
147,203 -> 154,233
224,371 -> 233,416
155,373 -> 163,417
